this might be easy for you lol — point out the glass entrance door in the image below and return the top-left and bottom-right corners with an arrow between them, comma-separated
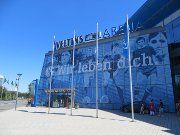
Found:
60,95 -> 70,108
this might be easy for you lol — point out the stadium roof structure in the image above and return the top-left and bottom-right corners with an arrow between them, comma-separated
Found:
117,0 -> 180,34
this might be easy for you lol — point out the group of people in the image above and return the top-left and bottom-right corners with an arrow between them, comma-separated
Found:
140,99 -> 180,116
140,99 -> 164,116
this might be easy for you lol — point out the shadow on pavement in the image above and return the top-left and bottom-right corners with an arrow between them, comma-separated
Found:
99,117 -> 126,122
105,109 -> 180,135
18,110 -> 28,112
72,114 -> 95,118
18,109 -> 46,114
50,112 -> 66,115
71,114 -> 125,122
30,111 -> 46,114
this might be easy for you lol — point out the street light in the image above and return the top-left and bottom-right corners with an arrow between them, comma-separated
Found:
15,73 -> 22,111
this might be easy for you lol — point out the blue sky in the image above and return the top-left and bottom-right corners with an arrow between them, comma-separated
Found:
0,0 -> 146,92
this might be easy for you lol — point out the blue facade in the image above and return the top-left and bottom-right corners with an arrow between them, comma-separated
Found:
38,30 -> 175,112
29,79 -> 39,106
166,17 -> 180,44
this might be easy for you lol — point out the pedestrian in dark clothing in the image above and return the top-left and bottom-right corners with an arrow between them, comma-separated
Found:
26,98 -> 31,107
176,100 -> 180,116
158,99 -> 164,116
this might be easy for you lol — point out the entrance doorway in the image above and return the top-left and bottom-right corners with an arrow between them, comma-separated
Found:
46,88 -> 74,108
60,95 -> 71,108
51,94 -> 71,108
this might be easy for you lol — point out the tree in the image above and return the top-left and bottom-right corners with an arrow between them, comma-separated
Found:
0,86 -> 29,100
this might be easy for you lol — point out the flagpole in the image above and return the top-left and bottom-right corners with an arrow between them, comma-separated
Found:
127,15 -> 134,121
48,36 -> 55,114
70,30 -> 76,116
15,74 -> 22,111
96,22 -> 99,118
15,79 -> 19,111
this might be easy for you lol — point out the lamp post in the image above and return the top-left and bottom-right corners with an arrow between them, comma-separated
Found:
15,73 -> 22,111
48,36 -> 55,114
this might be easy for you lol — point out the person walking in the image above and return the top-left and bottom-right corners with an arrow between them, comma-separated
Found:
176,100 -> 180,116
26,98 -> 31,107
149,99 -> 155,116
140,103 -> 145,114
158,99 -> 164,116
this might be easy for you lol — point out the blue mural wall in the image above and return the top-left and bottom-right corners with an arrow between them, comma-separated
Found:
38,31 -> 175,112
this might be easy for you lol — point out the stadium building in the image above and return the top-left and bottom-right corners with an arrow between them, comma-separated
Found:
36,0 -> 180,112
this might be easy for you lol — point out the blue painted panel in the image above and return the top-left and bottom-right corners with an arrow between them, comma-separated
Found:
166,17 -> 180,44
38,31 -> 175,111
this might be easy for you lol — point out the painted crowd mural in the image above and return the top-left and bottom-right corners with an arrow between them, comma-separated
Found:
38,31 -> 175,112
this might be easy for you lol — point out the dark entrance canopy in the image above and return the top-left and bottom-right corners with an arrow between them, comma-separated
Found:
45,88 -> 75,94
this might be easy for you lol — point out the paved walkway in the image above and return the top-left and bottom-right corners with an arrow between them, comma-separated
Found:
0,107 -> 179,135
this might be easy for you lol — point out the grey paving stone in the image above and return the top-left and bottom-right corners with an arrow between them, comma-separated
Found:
0,107 -> 179,135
